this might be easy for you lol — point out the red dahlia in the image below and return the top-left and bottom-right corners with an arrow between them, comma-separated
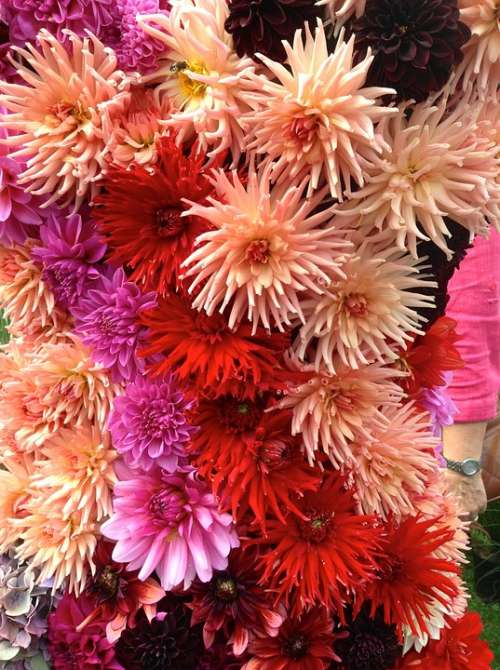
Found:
242,608 -> 339,670
188,548 -> 283,656
255,474 -> 382,617
93,136 -> 224,294
357,516 -> 460,638
396,612 -> 493,670
191,408 -> 320,529
140,292 -> 291,399
402,316 -> 463,395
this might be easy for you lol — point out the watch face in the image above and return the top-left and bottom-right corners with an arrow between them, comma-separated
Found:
462,460 -> 480,476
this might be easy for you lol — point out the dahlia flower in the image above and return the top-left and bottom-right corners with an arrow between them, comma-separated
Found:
182,167 -> 348,331
457,0 -> 500,91
2,0 -> 115,46
30,423 -> 117,523
225,0 -> 322,62
191,409 -> 320,529
295,244 -> 435,372
80,541 -> 165,643
242,608 -> 339,670
0,242 -> 71,345
0,336 -> 120,452
352,0 -> 471,102
189,549 -> 283,655
138,0 -> 257,159
418,373 -> 457,438
347,403 -> 439,519
14,505 -> 98,594
0,551 -> 53,669
0,30 -> 130,210
72,267 -> 157,383
109,373 -> 195,472
103,88 -> 171,169
101,465 -> 239,591
336,96 -> 500,258
358,516 -> 460,638
115,598 -> 203,670
0,457 -> 34,552
104,1 -> 170,75
335,606 -> 401,670
93,136 -> 224,293
397,612 -> 493,670
0,122 -> 42,246
244,21 -> 395,200
257,474 -> 382,615
403,316 -> 463,396
140,292 -> 292,399
48,593 -> 123,670
32,212 -> 107,310
318,0 -> 367,29
279,357 -> 404,466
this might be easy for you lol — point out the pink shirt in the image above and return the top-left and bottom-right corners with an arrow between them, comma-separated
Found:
446,231 -> 500,423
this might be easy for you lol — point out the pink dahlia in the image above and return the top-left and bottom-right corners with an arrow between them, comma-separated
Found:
294,243 -> 435,372
32,212 -> 107,310
336,96 -> 500,258
0,30 -> 130,210
245,21 -> 395,200
109,374 -> 196,472
101,464 -> 239,591
182,166 -> 348,331
103,1 -> 170,75
346,402 -> 438,519
2,0 -> 115,47
319,0 -> 367,29
138,0 -> 257,160
72,268 -> 157,383
279,357 -> 404,466
457,0 -> 500,91
48,593 -> 124,670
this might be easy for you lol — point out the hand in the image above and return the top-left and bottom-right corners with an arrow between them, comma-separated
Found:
444,470 -> 488,522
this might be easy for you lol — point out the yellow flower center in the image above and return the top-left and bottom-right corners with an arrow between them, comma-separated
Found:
173,60 -> 209,101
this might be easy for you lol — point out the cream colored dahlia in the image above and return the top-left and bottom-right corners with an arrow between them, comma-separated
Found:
13,505 -> 97,594
346,403 -> 438,519
336,96 -> 500,258
457,0 -> 500,91
0,241 -> 71,345
0,456 -> 34,552
31,423 -> 117,524
138,0 -> 257,160
29,336 -> 121,432
244,21 -> 395,200
0,30 -> 130,210
317,0 -> 367,30
182,165 -> 349,331
279,356 -> 404,466
294,243 -> 435,372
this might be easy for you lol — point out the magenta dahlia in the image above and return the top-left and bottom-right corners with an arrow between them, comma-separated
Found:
109,373 -> 196,472
2,0 -> 115,47
32,212 -> 107,310
71,268 -> 156,383
48,593 -> 124,670
101,464 -> 239,591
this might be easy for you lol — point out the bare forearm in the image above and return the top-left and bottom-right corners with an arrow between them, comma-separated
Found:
442,421 -> 488,461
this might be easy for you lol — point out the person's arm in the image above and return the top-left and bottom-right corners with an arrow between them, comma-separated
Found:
443,421 -> 488,521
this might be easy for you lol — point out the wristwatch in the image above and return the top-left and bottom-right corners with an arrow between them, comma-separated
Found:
444,457 -> 481,477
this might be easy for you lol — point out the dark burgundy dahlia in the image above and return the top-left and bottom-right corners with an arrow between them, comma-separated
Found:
115,599 -> 204,670
352,0 -> 471,102
225,0 -> 322,62
332,606 -> 401,670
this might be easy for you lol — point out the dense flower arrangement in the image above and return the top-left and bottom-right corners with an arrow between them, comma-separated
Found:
0,0 -> 498,668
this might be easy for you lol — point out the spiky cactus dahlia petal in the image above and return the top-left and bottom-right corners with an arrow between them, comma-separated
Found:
0,30 -> 130,210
